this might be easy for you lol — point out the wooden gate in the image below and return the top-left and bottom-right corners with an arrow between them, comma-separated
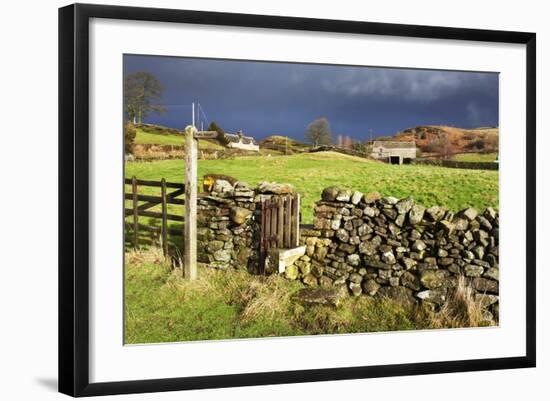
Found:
124,177 -> 185,256
259,194 -> 301,273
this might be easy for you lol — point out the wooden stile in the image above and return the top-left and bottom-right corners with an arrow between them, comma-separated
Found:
259,193 -> 301,273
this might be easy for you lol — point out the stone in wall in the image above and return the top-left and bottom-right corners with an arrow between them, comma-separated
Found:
197,179 -> 259,272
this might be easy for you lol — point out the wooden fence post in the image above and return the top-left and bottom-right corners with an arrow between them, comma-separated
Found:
291,194 -> 300,247
260,198 -> 265,274
184,126 -> 198,280
132,176 -> 139,250
284,195 -> 292,248
161,178 -> 168,257
277,196 -> 284,248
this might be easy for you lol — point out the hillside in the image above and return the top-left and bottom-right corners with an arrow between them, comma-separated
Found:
393,125 -> 498,156
134,124 -> 224,149
259,135 -> 311,154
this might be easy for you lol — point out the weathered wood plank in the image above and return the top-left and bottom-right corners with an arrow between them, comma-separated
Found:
124,178 -> 184,189
193,131 -> 218,139
124,209 -> 184,222
285,195 -> 292,248
271,197 -> 278,248
124,193 -> 159,203
184,126 -> 198,280
135,189 -> 185,211
265,202 -> 272,251
259,199 -> 266,274
132,176 -> 138,249
161,178 -> 168,257
291,194 -> 300,247
277,196 -> 284,248
166,188 -> 185,200
125,193 -> 185,206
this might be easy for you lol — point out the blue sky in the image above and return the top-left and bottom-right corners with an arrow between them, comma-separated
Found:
123,54 -> 499,142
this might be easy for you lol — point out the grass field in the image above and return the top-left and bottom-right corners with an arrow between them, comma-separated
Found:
125,248 -> 492,344
451,152 -> 498,162
134,127 -> 224,149
125,151 -> 499,225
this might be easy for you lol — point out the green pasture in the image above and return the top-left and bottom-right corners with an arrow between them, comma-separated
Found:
125,151 -> 499,226
450,152 -> 498,162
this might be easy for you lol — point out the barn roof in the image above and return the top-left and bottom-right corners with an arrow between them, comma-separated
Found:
373,141 -> 416,149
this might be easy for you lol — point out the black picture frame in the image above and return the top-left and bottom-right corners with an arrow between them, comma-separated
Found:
58,3 -> 536,397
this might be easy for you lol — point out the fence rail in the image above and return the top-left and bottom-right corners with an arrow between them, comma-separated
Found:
124,176 -> 185,255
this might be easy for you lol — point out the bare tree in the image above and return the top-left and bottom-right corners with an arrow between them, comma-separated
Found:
124,71 -> 166,125
305,117 -> 332,146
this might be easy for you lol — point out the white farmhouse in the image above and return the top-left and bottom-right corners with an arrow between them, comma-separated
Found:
225,131 -> 260,152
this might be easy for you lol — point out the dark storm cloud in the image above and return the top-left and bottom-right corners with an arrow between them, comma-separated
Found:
123,55 -> 499,141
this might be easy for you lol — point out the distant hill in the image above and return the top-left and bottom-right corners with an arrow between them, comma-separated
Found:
392,125 -> 498,156
134,123 -> 224,150
259,135 -> 311,154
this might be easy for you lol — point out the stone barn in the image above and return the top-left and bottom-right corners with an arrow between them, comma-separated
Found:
371,141 -> 416,164
225,130 -> 260,152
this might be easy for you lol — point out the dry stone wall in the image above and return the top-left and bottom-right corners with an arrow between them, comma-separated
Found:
294,186 -> 499,319
412,158 -> 499,170
196,179 -> 295,274
195,179 -> 499,320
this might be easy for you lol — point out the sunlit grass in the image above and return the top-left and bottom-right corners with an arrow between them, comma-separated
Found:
125,151 -> 498,224
451,152 -> 498,162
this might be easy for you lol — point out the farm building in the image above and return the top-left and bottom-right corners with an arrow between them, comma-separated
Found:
225,130 -> 259,151
371,141 -> 416,164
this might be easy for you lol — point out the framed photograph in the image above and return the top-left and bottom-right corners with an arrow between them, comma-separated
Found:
58,3 -> 536,397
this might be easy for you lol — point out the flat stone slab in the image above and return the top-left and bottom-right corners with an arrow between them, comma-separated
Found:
293,286 -> 347,307
265,246 -> 306,274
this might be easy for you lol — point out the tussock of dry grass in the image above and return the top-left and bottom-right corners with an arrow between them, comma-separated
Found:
125,248 -> 496,344
418,276 -> 494,329
126,246 -> 166,266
